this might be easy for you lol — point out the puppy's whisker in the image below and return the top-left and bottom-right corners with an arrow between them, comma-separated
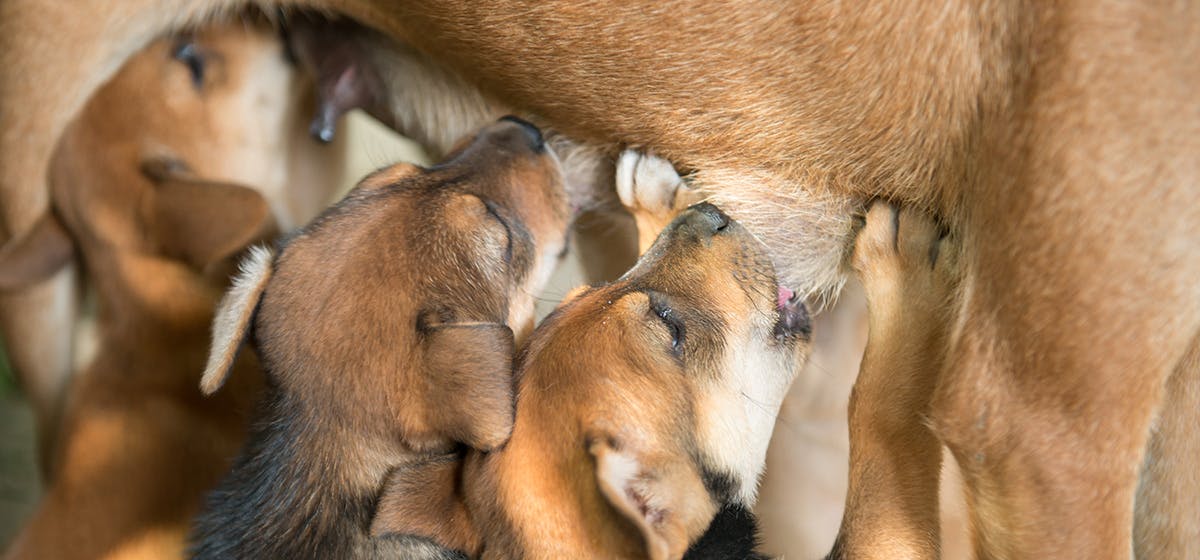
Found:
802,356 -> 842,380
740,390 -> 784,417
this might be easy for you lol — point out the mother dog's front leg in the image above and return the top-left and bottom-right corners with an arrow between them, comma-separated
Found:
828,202 -> 958,560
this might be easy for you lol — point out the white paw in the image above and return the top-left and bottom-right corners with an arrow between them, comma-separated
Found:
616,150 -> 696,218
616,150 -> 702,253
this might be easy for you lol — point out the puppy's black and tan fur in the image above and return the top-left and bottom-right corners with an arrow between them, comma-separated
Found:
189,118 -> 569,559
432,203 -> 812,559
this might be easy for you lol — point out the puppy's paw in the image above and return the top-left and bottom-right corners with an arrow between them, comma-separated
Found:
616,150 -> 702,253
852,201 -> 957,320
616,150 -> 693,216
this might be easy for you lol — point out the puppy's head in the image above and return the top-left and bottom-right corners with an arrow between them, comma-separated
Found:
203,117 -> 568,453
516,203 -> 810,559
0,22 -> 307,300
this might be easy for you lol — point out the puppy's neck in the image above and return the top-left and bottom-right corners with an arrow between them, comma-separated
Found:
87,251 -> 223,334
465,418 -> 648,559
79,255 -> 217,365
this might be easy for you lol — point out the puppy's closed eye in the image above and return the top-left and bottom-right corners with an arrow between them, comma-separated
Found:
171,37 -> 208,90
647,291 -> 685,356
481,199 -> 514,264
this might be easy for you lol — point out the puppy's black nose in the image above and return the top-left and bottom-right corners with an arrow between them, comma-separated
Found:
680,202 -> 731,237
498,115 -> 545,152
774,295 -> 812,340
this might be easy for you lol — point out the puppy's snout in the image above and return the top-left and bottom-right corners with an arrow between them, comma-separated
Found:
497,115 -> 545,152
774,292 -> 812,340
680,202 -> 730,238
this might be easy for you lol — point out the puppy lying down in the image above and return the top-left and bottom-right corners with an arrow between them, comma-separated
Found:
375,201 -> 812,558
189,117 -> 569,559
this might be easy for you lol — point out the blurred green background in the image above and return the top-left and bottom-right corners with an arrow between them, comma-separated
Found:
0,343 -> 39,548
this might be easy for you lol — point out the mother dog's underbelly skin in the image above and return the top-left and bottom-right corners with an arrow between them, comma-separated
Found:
692,167 -> 858,303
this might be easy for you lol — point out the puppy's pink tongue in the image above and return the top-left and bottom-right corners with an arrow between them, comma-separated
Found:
777,286 -> 795,309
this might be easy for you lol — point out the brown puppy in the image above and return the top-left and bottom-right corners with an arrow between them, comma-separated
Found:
435,202 -> 811,559
3,3 -> 1199,557
0,24 -> 319,560
0,14 -> 343,473
190,117 -> 569,559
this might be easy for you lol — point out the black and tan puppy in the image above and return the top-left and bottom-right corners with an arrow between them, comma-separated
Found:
190,117 -> 569,559
404,203 -> 810,559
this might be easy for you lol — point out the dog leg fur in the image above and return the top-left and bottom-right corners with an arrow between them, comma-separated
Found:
827,202 -> 958,560
1134,330 -> 1200,558
0,274 -> 78,475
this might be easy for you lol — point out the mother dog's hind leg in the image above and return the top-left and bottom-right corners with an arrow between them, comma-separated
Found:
928,216 -> 1199,559
1134,330 -> 1200,558
828,202 -> 959,560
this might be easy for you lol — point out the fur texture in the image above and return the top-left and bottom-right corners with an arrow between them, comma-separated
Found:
190,119 -> 570,559
2,2 -> 1198,557
1,23 -> 320,560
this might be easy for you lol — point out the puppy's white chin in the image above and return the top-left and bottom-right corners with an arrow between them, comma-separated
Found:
695,330 -> 798,506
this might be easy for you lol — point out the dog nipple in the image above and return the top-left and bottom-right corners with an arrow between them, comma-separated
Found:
776,286 -> 796,309
310,107 -> 338,143
309,65 -> 368,143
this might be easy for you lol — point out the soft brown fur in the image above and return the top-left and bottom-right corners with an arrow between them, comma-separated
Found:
0,23 -> 328,560
0,12 -> 344,473
190,118 -> 570,559
390,202 -> 811,559
827,202 -> 962,559
2,2 -> 1199,557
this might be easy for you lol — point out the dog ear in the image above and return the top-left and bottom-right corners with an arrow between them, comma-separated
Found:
201,246 -> 274,395
588,434 -> 719,560
141,159 -> 274,270
370,454 -> 479,556
421,322 -> 516,450
0,212 -> 74,291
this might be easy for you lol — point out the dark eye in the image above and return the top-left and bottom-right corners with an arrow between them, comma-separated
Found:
649,295 -> 685,355
171,38 -> 206,90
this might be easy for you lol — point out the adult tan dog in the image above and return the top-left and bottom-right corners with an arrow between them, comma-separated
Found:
2,2 -> 1197,558
0,23 -> 336,560
189,117 -> 570,559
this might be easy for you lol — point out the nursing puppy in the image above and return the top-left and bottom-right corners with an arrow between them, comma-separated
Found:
382,202 -> 811,559
0,15 -> 341,473
1,25 -> 299,560
5,3 -> 1199,558
190,117 -> 569,559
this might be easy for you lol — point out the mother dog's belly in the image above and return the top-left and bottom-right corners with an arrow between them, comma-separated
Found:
691,166 -> 859,304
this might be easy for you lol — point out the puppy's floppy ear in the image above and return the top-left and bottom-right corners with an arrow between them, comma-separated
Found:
421,322 -> 516,450
370,454 -> 479,556
0,212 -> 74,290
141,158 -> 275,270
588,433 -> 719,560
201,246 -> 274,395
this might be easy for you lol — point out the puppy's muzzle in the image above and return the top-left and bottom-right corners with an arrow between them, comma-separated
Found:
678,202 -> 730,238
774,288 -> 811,340
497,115 -> 545,152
